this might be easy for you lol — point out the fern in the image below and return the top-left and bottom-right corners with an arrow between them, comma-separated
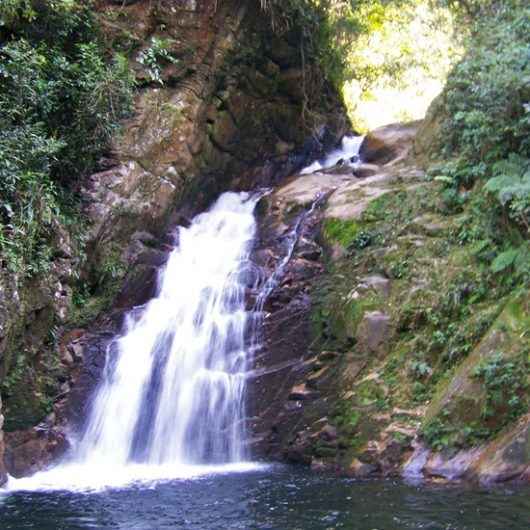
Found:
486,154 -> 530,228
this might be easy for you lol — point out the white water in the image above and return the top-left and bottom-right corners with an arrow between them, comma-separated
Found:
300,134 -> 364,175
7,191 -> 267,492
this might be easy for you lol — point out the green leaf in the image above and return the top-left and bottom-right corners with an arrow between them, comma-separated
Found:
491,247 -> 519,273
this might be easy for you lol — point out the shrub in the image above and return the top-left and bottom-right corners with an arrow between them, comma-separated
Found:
472,351 -> 528,425
0,0 -> 134,275
429,4 -> 530,282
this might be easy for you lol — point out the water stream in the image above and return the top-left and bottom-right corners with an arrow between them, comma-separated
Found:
300,134 -> 364,174
2,467 -> 530,529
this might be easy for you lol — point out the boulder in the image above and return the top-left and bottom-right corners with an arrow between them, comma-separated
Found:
471,415 -> 530,484
358,275 -> 392,299
347,458 -> 378,478
356,311 -> 392,356
359,121 -> 420,165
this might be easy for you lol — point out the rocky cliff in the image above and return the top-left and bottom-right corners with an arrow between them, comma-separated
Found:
3,1 -> 527,488
250,120 -> 530,485
0,0 -> 346,479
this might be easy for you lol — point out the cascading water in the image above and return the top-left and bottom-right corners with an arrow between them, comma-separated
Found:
300,134 -> 364,175
7,191 -> 266,491
78,191 -> 258,467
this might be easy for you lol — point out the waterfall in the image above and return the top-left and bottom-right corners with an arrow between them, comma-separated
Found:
80,191 -> 260,466
7,191 -> 266,491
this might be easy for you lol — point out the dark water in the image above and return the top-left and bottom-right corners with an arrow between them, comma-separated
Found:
1,466 -> 529,530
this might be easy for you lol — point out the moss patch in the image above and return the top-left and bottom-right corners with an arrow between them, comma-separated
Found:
322,218 -> 362,248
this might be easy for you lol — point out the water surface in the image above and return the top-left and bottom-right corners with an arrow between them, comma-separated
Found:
2,466 -> 529,529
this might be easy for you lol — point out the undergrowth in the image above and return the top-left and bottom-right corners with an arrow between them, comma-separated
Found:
428,3 -> 530,284
0,0 -> 134,276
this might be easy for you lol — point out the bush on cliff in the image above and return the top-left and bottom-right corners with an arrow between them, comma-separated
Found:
0,0 -> 134,275
428,2 -> 530,283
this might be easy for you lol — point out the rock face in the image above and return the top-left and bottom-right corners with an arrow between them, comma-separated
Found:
249,122 -> 425,466
83,0 -> 346,269
249,191 -> 327,459
0,0 -> 346,479
0,230 -> 77,435
249,120 -> 530,485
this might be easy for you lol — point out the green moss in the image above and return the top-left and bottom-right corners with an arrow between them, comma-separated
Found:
70,247 -> 127,327
472,351 -> 529,427
355,380 -> 386,407
322,218 -> 361,248
362,191 -> 408,222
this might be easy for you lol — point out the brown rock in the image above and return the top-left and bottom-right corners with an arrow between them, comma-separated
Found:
4,429 -> 68,478
347,458 -> 378,478
312,424 -> 337,443
352,163 -> 380,178
424,448 -> 482,481
359,122 -> 420,165
356,311 -> 392,356
470,415 -> 530,484
288,384 -> 320,401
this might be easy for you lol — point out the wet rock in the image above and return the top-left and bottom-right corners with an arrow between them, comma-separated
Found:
423,448 -> 482,481
312,423 -> 337,443
347,458 -> 378,478
286,443 -> 312,465
4,428 -> 68,478
352,163 -> 380,179
470,415 -> 530,484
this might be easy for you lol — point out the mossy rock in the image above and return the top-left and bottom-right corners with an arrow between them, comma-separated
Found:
423,291 -> 530,443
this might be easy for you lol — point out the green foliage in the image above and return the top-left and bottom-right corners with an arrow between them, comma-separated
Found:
0,0 -> 134,275
429,4 -> 530,283
472,351 -> 528,423
421,414 -> 491,451
137,37 -> 179,85
422,349 -> 529,451
0,0 -> 36,27
437,6 -> 530,175
344,0 -> 459,130
322,218 -> 361,247
485,155 -> 530,230
259,0 -> 420,95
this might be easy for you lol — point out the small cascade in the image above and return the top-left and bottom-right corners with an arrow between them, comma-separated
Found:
300,134 -> 364,175
255,192 -> 328,309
